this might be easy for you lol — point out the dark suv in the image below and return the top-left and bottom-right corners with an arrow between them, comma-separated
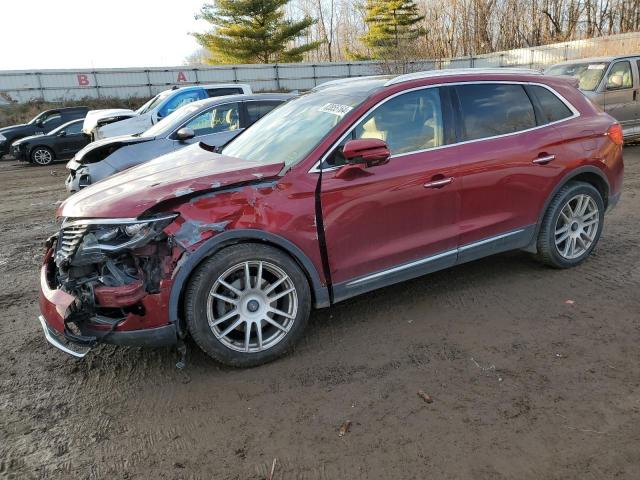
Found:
38,69 -> 623,367
0,107 -> 88,158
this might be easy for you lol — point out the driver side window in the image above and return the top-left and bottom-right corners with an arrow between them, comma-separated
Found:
324,88 -> 445,168
607,61 -> 633,89
183,103 -> 241,137
41,113 -> 62,128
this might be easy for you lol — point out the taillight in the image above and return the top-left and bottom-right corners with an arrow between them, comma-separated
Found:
607,124 -> 623,146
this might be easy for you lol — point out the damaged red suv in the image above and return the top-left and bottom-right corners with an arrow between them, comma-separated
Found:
39,69 -> 624,366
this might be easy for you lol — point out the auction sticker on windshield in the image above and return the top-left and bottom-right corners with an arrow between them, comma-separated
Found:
587,64 -> 606,70
319,103 -> 353,116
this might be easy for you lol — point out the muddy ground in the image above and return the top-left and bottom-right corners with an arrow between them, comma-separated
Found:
1,149 -> 639,480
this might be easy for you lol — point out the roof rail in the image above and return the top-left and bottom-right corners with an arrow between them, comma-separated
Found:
384,68 -> 542,87
312,75 -> 386,91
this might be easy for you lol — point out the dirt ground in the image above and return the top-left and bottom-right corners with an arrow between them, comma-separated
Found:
1,149 -> 639,480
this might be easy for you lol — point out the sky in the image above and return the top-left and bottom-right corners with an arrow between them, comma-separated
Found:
0,0 -> 209,70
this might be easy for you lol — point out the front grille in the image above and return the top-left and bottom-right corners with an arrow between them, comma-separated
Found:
56,223 -> 89,263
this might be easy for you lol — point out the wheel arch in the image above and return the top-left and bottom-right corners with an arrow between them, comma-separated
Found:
168,229 -> 330,335
525,165 -> 610,253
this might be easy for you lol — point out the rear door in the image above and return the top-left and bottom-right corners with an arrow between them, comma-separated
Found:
320,87 -> 460,299
450,82 -> 569,261
602,60 -> 636,136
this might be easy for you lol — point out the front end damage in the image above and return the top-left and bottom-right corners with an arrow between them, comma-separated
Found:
39,214 -> 181,356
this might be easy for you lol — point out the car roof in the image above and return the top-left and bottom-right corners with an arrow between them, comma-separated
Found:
183,92 -> 296,111
550,55 -> 639,66
43,106 -> 89,114
314,68 -> 545,96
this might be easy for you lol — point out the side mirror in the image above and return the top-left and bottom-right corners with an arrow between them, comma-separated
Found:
607,74 -> 624,89
342,138 -> 390,167
176,127 -> 195,142
57,130 -> 67,137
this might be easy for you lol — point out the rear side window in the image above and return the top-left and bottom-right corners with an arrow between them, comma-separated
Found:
65,122 -> 83,135
528,85 -> 573,124
246,101 -> 282,125
207,87 -> 244,97
455,84 -> 536,141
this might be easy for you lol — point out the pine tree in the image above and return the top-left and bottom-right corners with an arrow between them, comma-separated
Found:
361,0 -> 425,59
193,0 -> 323,64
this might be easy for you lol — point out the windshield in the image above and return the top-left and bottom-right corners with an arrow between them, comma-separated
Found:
141,102 -> 203,138
136,91 -> 171,115
221,91 -> 367,167
28,112 -> 47,125
545,62 -> 609,91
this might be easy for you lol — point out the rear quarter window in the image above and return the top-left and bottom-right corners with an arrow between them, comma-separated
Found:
528,85 -> 573,124
455,83 -> 536,141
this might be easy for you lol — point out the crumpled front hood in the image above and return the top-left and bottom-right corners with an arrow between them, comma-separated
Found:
74,134 -> 152,163
59,143 -> 284,218
82,109 -> 137,134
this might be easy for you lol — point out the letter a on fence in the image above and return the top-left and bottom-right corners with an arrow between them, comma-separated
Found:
177,71 -> 187,82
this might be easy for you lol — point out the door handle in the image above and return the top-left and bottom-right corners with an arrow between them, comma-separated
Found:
533,154 -> 556,164
634,89 -> 638,101
424,177 -> 454,188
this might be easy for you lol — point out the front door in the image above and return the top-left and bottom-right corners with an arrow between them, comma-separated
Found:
603,60 -> 636,136
320,87 -> 460,300
174,102 -> 243,150
59,122 -> 89,155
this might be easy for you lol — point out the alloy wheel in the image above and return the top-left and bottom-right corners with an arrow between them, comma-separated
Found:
33,148 -> 53,165
206,260 -> 298,353
554,193 -> 599,259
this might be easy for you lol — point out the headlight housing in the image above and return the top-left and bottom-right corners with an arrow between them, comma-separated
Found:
56,214 -> 178,267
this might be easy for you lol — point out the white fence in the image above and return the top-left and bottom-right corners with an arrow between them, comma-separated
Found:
1,32 -> 639,104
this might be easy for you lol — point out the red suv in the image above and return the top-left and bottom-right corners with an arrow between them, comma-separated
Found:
39,69 -> 624,366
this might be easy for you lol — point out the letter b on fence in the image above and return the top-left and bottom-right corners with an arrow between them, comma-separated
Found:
77,74 -> 90,86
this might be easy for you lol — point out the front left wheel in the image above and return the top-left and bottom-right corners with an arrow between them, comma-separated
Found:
184,243 -> 311,367
31,147 -> 55,166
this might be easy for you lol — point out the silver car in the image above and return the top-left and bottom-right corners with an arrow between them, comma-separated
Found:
546,55 -> 640,140
66,93 -> 294,192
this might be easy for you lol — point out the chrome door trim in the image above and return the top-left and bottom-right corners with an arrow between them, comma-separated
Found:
345,228 -> 526,287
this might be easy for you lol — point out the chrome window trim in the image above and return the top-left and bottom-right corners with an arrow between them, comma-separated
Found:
308,80 -> 580,174
345,228 -> 525,287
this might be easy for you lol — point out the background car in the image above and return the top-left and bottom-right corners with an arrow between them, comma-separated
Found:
546,55 -> 640,140
82,84 -> 252,140
66,93 -> 293,192
0,107 -> 88,158
10,119 -> 90,166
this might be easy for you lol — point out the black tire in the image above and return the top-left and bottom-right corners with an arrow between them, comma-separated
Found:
536,181 -> 604,268
30,146 -> 55,166
184,243 -> 311,367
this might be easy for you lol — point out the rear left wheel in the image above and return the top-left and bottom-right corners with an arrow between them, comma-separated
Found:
31,147 -> 54,166
536,181 -> 604,268
184,243 -> 311,367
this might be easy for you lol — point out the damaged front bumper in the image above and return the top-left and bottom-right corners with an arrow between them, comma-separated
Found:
38,222 -> 180,357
